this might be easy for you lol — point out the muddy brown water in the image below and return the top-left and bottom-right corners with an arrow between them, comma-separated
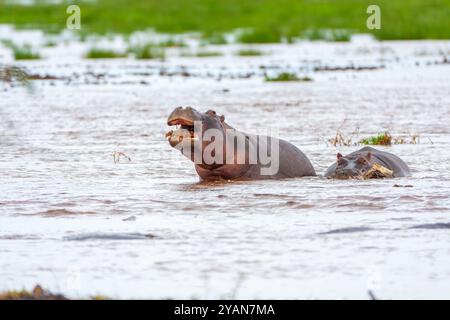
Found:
1,39 -> 450,299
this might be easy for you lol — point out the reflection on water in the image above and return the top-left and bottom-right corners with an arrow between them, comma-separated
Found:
1,39 -> 450,299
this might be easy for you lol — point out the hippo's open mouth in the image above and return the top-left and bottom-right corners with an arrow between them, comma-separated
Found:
165,117 -> 198,141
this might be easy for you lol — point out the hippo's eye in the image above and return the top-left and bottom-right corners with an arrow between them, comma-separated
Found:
206,110 -> 216,116
358,159 -> 367,165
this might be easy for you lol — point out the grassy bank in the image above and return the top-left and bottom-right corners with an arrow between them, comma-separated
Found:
0,0 -> 449,41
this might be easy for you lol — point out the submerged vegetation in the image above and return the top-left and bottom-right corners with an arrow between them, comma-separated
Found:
265,73 -> 312,82
128,43 -> 165,60
0,1 -> 449,42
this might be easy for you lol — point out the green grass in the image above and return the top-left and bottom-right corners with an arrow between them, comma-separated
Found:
302,29 -> 352,42
202,33 -> 228,45
2,41 -> 41,60
0,0 -> 449,41
157,38 -> 187,47
265,73 -> 312,82
236,48 -> 264,56
238,29 -> 283,44
195,51 -> 223,57
12,44 -> 41,60
128,44 -> 165,59
85,48 -> 127,59
360,132 -> 392,146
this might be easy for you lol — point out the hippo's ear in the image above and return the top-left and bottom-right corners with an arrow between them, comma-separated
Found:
336,153 -> 343,160
220,115 -> 225,122
366,152 -> 372,161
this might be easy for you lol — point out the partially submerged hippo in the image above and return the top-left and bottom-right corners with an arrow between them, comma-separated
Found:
325,146 -> 410,179
166,106 -> 316,180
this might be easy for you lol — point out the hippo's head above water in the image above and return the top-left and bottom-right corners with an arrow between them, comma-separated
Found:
165,106 -> 228,169
332,151 -> 373,179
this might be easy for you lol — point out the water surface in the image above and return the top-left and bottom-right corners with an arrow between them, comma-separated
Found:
1,37 -> 450,299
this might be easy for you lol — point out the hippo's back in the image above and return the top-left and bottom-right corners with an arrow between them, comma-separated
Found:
246,136 -> 316,179
276,138 -> 316,178
355,147 -> 410,177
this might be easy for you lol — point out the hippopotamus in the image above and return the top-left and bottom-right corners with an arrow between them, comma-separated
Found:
166,106 -> 316,180
324,146 -> 410,179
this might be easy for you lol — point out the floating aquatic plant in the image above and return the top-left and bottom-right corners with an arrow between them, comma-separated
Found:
360,132 -> 392,146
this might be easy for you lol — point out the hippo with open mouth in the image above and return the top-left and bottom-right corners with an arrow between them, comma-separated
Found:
324,146 -> 410,179
166,106 -> 316,180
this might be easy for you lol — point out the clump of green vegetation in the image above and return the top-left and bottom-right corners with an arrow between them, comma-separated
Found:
11,44 -> 41,60
1,39 -> 14,48
44,40 -> 57,47
182,50 -> 223,57
238,29 -> 282,43
236,48 -> 264,56
202,33 -> 228,45
128,44 -> 165,59
196,50 -> 223,57
360,132 -> 392,146
302,29 -> 352,42
329,125 -> 420,147
85,48 -> 127,59
157,38 -> 187,47
265,73 -> 312,82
